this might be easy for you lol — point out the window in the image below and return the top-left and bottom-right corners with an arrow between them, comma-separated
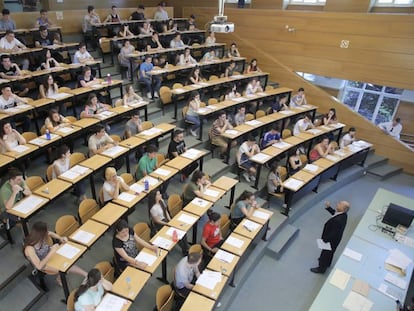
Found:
290,0 -> 326,4
376,0 -> 414,6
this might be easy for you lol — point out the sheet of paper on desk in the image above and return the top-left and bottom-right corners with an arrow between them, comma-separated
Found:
154,168 -> 170,176
326,155 -> 340,162
342,291 -> 373,311
58,126 -> 74,133
353,140 -> 369,148
181,148 -> 201,159
191,198 -> 209,208
352,279 -> 370,297
384,272 -> 407,290
118,192 -> 136,202
245,120 -> 262,126
141,128 -> 161,136
197,108 -> 208,114
243,219 -> 260,231
48,92 -> 69,100
13,195 -> 45,214
57,243 -> 80,259
378,283 -> 402,301
177,213 -> 197,225
279,110 -> 294,115
17,104 -> 32,109
44,133 -> 59,140
216,250 -> 235,263
304,164 -> 319,173
343,247 -> 362,262
272,141 -> 292,149
332,122 -> 345,128
60,170 -> 80,180
100,111 -> 114,117
329,268 -> 351,290
166,227 -> 186,240
71,165 -> 89,175
96,293 -> 127,311
174,88 -> 185,93
147,176 -> 159,186
347,144 -> 362,153
196,271 -> 222,290
231,97 -> 245,102
386,248 -> 412,271
283,178 -> 304,190
102,146 -> 126,157
224,129 -> 238,135
135,252 -> 157,266
12,145 -> 30,153
250,153 -> 270,162
252,210 -> 269,220
204,189 -> 219,197
307,128 -> 322,135
130,183 -> 144,193
335,150 -> 347,157
226,236 -> 244,248
72,230 -> 95,244
152,236 -> 172,249
317,238 -> 332,250
206,105 -> 216,109
29,138 -> 46,146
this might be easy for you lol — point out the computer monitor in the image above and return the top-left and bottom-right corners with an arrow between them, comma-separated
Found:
382,203 -> 414,228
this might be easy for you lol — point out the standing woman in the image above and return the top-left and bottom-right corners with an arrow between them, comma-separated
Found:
74,268 -> 112,311
102,167 -> 130,203
185,91 -> 202,137
230,190 -> 259,227
23,221 -> 87,286
246,59 -> 262,73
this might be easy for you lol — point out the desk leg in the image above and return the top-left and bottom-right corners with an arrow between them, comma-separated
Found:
229,265 -> 237,287
199,157 -> 204,172
192,221 -> 197,245
126,154 -> 130,173
144,107 -> 148,121
225,140 -> 231,164
228,186 -> 235,209
97,63 -> 102,78
156,257 -> 169,284
21,219 -> 29,237
198,119 -> 203,141
262,220 -> 269,241
89,175 -> 97,201
254,164 -> 261,189
60,272 -> 70,303
129,59 -> 134,82
174,99 -> 178,119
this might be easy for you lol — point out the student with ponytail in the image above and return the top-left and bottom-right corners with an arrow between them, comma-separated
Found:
201,210 -> 223,255
230,190 -> 260,227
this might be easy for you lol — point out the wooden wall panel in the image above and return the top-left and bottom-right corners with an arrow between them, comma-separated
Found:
252,0 -> 283,9
184,7 -> 414,174
324,0 -> 371,12
395,101 -> 414,135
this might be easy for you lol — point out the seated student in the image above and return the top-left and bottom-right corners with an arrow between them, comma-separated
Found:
186,14 -> 197,30
224,60 -> 236,77
139,55 -> 161,99
77,66 -> 99,88
234,106 -> 246,126
135,144 -> 158,180
118,40 -> 138,75
293,113 -> 314,136
267,162 -> 284,194
146,32 -> 163,51
130,4 -> 145,21
161,19 -> 177,34
378,117 -> 402,140
174,252 -> 202,299
230,190 -> 260,227
34,25 -> 58,48
103,5 -> 121,37
290,87 -> 307,108
227,42 -> 241,58
261,125 -> 281,149
185,91 -> 202,137
123,112 -> 142,139
168,129 -> 198,179
118,24 -> 134,38
187,66 -> 204,85
35,9 -> 54,28
52,145 -> 86,203
112,219 -> 158,273
0,55 -> 29,96
154,3 -> 169,20
1,122 -> 26,152
288,148 -> 303,175
39,74 -> 59,99
321,108 -> 338,126
170,32 -> 185,48
201,210 -> 223,256
309,136 -> 335,162
0,9 -> 16,32
82,5 -> 101,49
88,124 -> 116,156
205,31 -> 216,46
0,167 -> 30,226
123,85 -> 143,106
44,109 -> 71,133
38,50 -> 62,71
177,48 -> 197,66
73,43 -> 94,64
102,167 -> 130,203
210,111 -> 234,158
237,135 -> 260,182
182,170 -> 211,206
245,78 -> 263,95
81,93 -> 110,119
0,86 -> 30,131
270,96 -> 289,114
224,84 -> 241,100
201,48 -> 217,62
139,21 -> 154,36
0,30 -> 29,70
340,127 -> 356,148
74,268 -> 112,311
24,221 -> 87,286
246,58 -> 262,73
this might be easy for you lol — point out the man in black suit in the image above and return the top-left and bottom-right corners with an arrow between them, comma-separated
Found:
310,200 -> 350,274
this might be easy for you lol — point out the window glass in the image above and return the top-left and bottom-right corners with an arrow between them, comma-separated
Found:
358,93 -> 380,121
385,86 -> 404,95
365,84 -> 383,92
290,0 -> 326,4
376,0 -> 413,5
342,90 -> 360,109
347,81 -> 364,89
375,97 -> 399,124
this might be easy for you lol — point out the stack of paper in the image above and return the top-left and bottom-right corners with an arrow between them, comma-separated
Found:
342,291 -> 373,311
283,178 -> 304,190
329,268 -> 351,290
250,153 -> 271,163
245,120 -> 262,127
384,272 -> 407,289
57,244 -> 81,259
243,220 -> 260,232
204,189 -> 220,197
252,210 -> 269,220
307,128 -> 322,135
60,170 -> 80,180
177,213 -> 197,225
304,164 -> 319,173
71,230 -> 95,244
117,192 -> 136,202
215,250 -> 235,264
272,141 -> 292,149
226,236 -> 244,248
96,293 -> 128,311
386,248 -> 413,273
181,148 -> 201,159
71,165 -> 89,175
165,227 -> 186,240
196,270 -> 222,290
135,252 -> 157,266
102,146 -> 127,157
153,168 -> 170,176
152,236 -> 172,249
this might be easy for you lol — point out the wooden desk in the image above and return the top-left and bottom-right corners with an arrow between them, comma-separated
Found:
283,136 -> 305,146
150,226 -> 180,252
0,154 -> 15,169
283,170 -> 315,192
29,98 -> 55,108
136,127 -> 164,141
221,233 -> 251,256
112,190 -> 146,209
154,123 -> 176,134
54,125 -> 83,138
101,145 -> 129,159
212,176 -> 238,192
136,247 -> 168,276
80,154 -> 112,171
233,218 -> 263,240
4,144 -> 38,159
302,162 -> 326,175
91,203 -> 128,226
150,165 -> 179,181
28,133 -> 61,148
57,165 -> 93,184
179,148 -> 209,170
111,266 -> 151,301
192,269 -> 228,300
207,249 -> 240,279
136,176 -> 163,193
248,207 -> 274,226
164,156 -> 193,171
169,211 -> 199,232
119,137 -> 146,150
96,293 -> 132,311
72,118 -> 100,128
69,220 -> 108,247
33,179 -> 72,200
184,198 -> 213,217
181,292 -> 215,311
202,186 -> 226,203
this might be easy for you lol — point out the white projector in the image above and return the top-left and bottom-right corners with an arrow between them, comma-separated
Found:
210,22 -> 235,33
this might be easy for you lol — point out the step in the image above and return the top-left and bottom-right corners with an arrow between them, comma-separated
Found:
0,245 -> 27,290
1,277 -> 44,311
266,224 -> 299,260
0,235 -> 7,249
364,153 -> 388,169
367,164 -> 403,180
203,158 -> 231,180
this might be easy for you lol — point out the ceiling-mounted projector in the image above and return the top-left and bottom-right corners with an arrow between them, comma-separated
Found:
209,0 -> 235,33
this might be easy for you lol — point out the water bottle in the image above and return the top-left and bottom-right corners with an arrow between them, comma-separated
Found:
45,129 -> 51,140
172,229 -> 178,243
165,62 -> 169,69
125,276 -> 131,290
144,179 -> 149,191
107,73 -> 112,85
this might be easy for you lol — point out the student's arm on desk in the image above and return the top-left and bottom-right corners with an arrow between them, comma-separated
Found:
114,246 -> 147,269
24,243 -> 59,271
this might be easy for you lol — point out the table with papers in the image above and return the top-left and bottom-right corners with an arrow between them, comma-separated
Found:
69,220 -> 108,247
110,266 -> 151,301
192,269 -> 228,300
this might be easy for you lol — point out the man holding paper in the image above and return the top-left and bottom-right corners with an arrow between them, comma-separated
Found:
311,200 -> 350,274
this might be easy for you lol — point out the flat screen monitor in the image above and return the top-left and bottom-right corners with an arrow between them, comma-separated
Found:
382,203 -> 414,228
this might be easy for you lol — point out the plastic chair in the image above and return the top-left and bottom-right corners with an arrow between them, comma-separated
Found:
255,110 -> 266,118
120,173 -> 135,186
55,215 -> 79,237
300,154 -> 308,165
46,165 -> 54,181
26,176 -> 45,191
189,244 -> 203,256
66,289 -> 77,311
110,134 -> 121,143
156,153 -> 168,167
172,83 -> 183,89
21,131 -> 37,142
265,85 -> 274,91
160,86 -> 172,114
69,152 -> 86,168
167,194 -> 183,218
141,121 -> 154,131
268,166 -> 287,201
114,98 -> 123,107
95,261 -> 115,283
208,98 -> 218,106
220,214 -> 231,239
209,75 -> 218,81
98,187 -> 105,207
282,129 -> 292,139
78,199 -> 99,224
182,106 -> 195,133
156,284 -> 174,311
245,113 -> 254,121
133,222 -> 151,250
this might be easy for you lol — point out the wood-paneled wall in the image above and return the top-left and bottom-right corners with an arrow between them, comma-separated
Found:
324,0 -> 371,12
395,102 -> 414,135
184,7 -> 414,174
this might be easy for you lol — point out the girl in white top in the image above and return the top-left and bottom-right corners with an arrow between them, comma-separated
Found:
39,49 -> 61,70
149,190 -> 170,231
118,40 -> 138,72
205,31 -> 216,45
103,167 -> 130,203
44,109 -> 71,133
73,43 -> 94,64
139,22 -> 154,35
225,84 -> 241,100
2,122 -> 26,152
178,48 -> 197,66
245,78 -> 263,95
39,74 -> 58,99
123,85 -> 143,106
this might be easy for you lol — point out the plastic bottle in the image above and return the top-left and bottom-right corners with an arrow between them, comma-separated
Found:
172,229 -> 178,243
45,129 -> 51,140
126,276 -> 131,290
107,73 -> 112,85
165,62 -> 169,69
144,179 -> 149,191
